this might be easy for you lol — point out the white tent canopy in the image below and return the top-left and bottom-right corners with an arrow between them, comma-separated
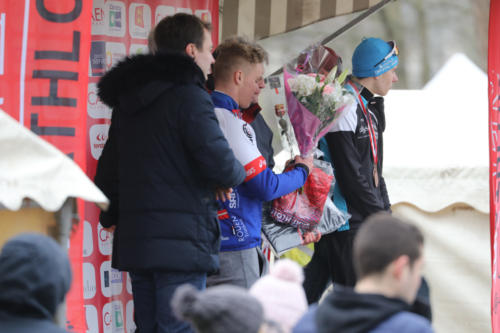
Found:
383,53 -> 490,332
383,53 -> 489,213
0,110 -> 109,212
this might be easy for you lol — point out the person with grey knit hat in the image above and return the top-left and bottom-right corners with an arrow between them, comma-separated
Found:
171,284 -> 265,333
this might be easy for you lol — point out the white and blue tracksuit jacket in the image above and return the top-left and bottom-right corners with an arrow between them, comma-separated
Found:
212,91 -> 309,252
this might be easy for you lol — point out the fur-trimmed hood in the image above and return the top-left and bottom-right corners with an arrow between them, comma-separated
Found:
98,52 -> 205,113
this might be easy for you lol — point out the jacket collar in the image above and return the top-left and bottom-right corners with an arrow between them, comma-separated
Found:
212,91 -> 240,114
98,52 -> 205,109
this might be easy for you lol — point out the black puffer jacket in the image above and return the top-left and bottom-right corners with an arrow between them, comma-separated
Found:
0,234 -> 71,333
95,52 -> 245,273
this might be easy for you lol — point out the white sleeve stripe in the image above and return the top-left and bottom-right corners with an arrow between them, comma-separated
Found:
330,101 -> 358,133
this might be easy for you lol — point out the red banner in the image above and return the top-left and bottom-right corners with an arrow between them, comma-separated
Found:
0,1 -> 93,331
489,0 -> 500,331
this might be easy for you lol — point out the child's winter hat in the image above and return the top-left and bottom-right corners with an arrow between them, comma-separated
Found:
352,37 -> 399,78
171,284 -> 264,333
250,259 -> 308,333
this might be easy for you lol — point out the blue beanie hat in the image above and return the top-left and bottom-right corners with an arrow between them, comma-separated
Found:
352,38 -> 399,78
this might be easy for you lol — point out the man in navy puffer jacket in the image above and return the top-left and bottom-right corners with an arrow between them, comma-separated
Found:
94,14 -> 245,333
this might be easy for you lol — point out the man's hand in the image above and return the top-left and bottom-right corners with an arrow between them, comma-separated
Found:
298,228 -> 321,245
215,188 -> 233,202
103,225 -> 116,233
294,155 -> 314,173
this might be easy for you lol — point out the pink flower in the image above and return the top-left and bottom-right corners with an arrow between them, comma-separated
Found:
322,83 -> 334,95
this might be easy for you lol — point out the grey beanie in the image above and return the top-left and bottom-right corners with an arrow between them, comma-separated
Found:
171,284 -> 264,333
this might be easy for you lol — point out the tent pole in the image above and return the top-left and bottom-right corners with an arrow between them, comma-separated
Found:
267,0 -> 396,77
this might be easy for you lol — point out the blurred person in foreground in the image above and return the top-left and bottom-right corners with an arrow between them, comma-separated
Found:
0,233 -> 71,333
94,13 -> 245,333
250,259 -> 309,333
206,37 -> 313,288
294,213 -> 433,333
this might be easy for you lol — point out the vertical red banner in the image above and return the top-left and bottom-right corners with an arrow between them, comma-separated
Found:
0,1 -> 92,332
489,0 -> 500,332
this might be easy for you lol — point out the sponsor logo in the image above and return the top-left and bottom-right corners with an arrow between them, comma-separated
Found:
242,123 -> 254,143
176,7 -> 193,14
195,9 -> 211,23
129,44 -> 148,55
97,222 -> 113,255
100,263 -> 123,297
111,268 -> 123,295
126,301 -> 136,333
89,124 -> 110,160
129,3 -> 151,39
87,82 -> 112,119
105,1 -> 126,37
90,41 -> 106,77
85,305 -> 99,333
102,302 -> 113,333
135,5 -> 144,28
100,260 -> 112,297
246,167 -> 256,178
232,216 -> 249,242
228,191 -> 238,209
91,0 -> 105,35
109,6 -> 122,28
270,208 -> 312,229
155,5 -> 174,24
106,42 -> 126,71
83,221 -> 93,257
113,301 -> 125,330
83,263 -> 97,299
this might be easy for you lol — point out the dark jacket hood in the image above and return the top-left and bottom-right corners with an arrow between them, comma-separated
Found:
316,286 -> 408,333
0,234 -> 72,319
97,52 -> 205,114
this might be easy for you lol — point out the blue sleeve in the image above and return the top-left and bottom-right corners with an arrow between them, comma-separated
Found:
244,166 -> 308,202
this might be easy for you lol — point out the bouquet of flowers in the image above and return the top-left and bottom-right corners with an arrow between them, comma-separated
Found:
267,45 -> 355,236
284,44 -> 356,156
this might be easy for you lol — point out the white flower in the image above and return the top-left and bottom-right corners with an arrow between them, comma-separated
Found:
288,75 -> 318,96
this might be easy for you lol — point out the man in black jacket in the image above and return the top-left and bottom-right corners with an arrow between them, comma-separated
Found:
94,14 -> 245,333
294,214 -> 433,333
304,38 -> 398,300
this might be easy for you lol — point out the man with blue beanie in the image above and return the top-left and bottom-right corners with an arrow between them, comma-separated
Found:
303,38 -> 397,301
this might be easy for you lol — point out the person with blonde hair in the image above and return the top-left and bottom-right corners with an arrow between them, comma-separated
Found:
207,37 -> 313,288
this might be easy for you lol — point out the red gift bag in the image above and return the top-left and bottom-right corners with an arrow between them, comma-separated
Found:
270,161 -> 333,231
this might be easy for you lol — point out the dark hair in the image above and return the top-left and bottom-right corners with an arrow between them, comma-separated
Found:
154,13 -> 211,54
213,36 -> 268,82
353,213 -> 424,278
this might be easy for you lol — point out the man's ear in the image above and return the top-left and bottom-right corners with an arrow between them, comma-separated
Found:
185,43 -> 196,58
391,255 -> 410,280
233,70 -> 243,85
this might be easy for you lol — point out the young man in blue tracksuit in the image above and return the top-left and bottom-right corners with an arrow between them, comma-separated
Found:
206,37 -> 313,288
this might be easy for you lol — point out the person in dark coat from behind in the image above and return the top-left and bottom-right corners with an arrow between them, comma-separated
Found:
94,13 -> 246,333
0,233 -> 72,333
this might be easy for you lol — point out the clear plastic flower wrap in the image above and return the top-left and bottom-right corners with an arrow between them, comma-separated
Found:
283,44 -> 356,156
